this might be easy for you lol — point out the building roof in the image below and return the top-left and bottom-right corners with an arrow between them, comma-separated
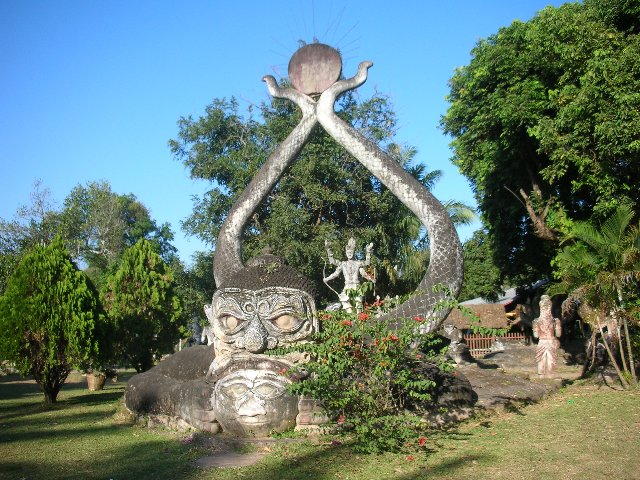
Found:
446,287 -> 520,330
446,303 -> 512,330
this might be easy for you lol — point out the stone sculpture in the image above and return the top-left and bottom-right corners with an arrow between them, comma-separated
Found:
125,254 -> 321,436
209,355 -> 300,437
125,42 -> 464,436
323,238 -> 375,312
442,323 -> 474,365
532,295 -> 562,377
214,42 -> 463,332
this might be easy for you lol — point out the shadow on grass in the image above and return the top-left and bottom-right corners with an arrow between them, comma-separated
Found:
64,390 -> 124,405
1,376 -> 125,422
1,420 -> 128,444
1,370 -> 489,480
0,374 -> 42,399
186,435 -> 489,480
475,396 -> 534,416
0,435 -> 198,480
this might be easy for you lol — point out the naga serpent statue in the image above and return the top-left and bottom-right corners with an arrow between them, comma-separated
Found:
125,44 -> 466,436
214,43 -> 463,331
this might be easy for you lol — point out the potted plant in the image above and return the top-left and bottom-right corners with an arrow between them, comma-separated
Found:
85,366 -> 107,391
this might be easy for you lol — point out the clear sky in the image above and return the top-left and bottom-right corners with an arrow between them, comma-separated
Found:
1,0 -> 566,265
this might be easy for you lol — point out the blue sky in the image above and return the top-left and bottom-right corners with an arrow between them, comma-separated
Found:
0,1 -> 565,265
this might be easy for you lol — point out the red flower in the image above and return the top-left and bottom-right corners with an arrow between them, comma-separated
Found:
277,368 -> 288,375
413,316 -> 424,323
418,437 -> 427,446
341,320 -> 353,327
406,455 -> 415,461
358,312 -> 369,321
337,414 -> 346,425
389,334 -> 399,341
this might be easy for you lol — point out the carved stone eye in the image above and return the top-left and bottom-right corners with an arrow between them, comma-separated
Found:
272,314 -> 300,331
253,382 -> 284,399
220,315 -> 241,331
223,383 -> 249,398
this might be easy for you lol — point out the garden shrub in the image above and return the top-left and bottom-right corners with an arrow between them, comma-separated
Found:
275,299 -> 451,453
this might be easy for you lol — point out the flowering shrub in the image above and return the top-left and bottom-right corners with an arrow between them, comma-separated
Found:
276,301 -> 451,453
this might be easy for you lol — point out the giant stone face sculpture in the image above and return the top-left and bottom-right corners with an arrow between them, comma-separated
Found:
124,42 -> 463,437
206,253 -> 318,362
210,356 -> 299,437
209,286 -> 317,355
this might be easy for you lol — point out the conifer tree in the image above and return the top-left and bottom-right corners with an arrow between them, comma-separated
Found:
102,239 -> 182,372
0,237 -> 100,403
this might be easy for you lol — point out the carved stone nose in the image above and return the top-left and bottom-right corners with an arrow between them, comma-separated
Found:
237,394 -> 266,417
242,315 -> 268,353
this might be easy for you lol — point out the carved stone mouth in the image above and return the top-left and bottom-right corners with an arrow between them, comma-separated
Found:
238,416 -> 268,425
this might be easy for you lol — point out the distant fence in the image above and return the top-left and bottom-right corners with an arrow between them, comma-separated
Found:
463,332 -> 526,358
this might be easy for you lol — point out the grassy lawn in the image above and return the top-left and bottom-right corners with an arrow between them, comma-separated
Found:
1,372 -> 638,480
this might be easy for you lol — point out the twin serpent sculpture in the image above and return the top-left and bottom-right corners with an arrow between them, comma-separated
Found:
124,44 -> 464,436
214,43 -> 463,329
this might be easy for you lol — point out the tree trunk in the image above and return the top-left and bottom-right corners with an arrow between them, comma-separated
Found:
622,316 -> 638,384
617,323 -> 629,374
581,330 -> 597,378
43,390 -> 57,404
517,188 -> 559,242
598,322 -> 630,389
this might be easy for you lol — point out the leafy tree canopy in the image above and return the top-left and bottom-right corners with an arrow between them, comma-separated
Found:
0,237 -> 100,403
170,87 -> 472,303
101,239 -> 182,372
0,180 -> 176,293
0,181 -> 60,294
441,0 -> 640,285
459,230 -> 503,302
60,180 -> 176,286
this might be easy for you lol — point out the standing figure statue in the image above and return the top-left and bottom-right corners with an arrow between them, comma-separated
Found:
323,238 -> 375,312
532,295 -> 562,378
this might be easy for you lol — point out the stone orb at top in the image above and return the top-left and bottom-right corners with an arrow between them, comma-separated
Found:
288,43 -> 342,95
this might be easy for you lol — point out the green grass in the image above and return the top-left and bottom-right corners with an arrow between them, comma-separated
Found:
1,373 -> 639,480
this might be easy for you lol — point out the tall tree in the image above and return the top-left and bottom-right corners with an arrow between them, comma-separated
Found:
1,181 -> 177,294
60,181 -> 176,286
170,89 -> 472,303
0,181 -> 61,295
101,239 -> 182,372
441,0 -> 640,285
0,237 -> 100,403
459,230 -> 504,302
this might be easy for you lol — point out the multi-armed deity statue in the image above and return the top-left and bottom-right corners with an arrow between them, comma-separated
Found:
323,238 -> 375,312
124,42 -> 463,436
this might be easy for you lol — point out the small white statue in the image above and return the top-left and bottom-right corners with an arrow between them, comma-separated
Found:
323,237 -> 375,312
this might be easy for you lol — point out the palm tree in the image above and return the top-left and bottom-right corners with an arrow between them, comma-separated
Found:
549,204 -> 640,387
